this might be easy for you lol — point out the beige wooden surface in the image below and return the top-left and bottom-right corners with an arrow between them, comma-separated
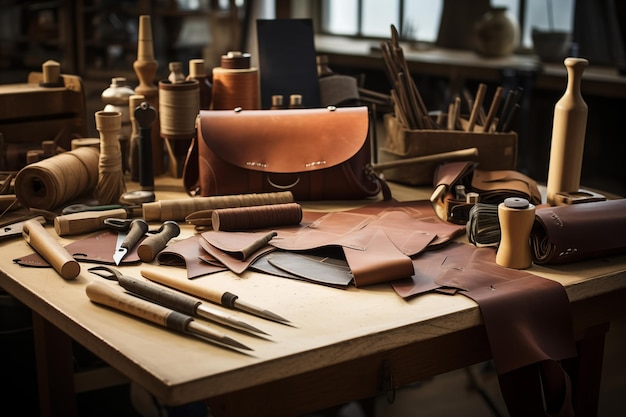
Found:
1,177 -> 625,409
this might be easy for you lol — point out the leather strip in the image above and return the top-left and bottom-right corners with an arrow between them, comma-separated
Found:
156,235 -> 227,279
392,242 -> 576,416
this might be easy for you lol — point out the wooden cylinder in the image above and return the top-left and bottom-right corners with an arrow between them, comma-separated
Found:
211,51 -> 260,110
496,197 -> 535,269
42,60 -> 61,85
158,80 -> 200,140
22,219 -> 80,280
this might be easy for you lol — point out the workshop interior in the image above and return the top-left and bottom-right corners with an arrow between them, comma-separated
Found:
1,1 -> 625,417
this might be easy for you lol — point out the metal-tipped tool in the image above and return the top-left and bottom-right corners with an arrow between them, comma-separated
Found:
141,268 -> 291,325
88,266 -> 268,337
85,280 -> 252,352
226,295 -> 291,325
106,218 -> 149,265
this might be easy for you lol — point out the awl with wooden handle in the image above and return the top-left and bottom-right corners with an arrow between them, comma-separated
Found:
88,266 -> 268,336
22,218 -> 80,280
54,208 -> 128,236
85,280 -> 251,351
141,267 -> 290,324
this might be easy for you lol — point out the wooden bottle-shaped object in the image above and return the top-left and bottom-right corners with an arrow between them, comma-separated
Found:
546,57 -> 589,205
133,15 -> 163,175
95,111 -> 126,204
187,59 -> 212,110
496,197 -> 535,269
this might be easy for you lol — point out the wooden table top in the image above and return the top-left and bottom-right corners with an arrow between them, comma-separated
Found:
1,177 -> 625,406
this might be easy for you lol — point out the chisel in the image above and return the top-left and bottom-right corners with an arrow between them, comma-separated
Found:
85,281 -> 252,351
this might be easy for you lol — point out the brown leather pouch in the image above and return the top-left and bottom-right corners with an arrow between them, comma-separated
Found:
183,106 -> 388,200
531,199 -> 626,264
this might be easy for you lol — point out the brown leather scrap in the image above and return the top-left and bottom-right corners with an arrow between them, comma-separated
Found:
14,230 -> 142,266
392,242 -> 576,416
156,235 -> 227,279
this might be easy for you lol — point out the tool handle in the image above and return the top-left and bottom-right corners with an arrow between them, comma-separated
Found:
137,221 -> 180,262
135,102 -> 156,191
116,274 -> 201,316
86,281 -> 192,333
54,208 -> 128,236
141,268 -> 223,305
22,219 -> 80,280
121,219 -> 149,250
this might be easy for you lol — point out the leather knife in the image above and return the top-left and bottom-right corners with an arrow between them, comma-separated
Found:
112,218 -> 149,265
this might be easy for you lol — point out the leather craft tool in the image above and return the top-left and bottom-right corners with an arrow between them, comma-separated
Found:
0,216 -> 45,241
106,218 -> 149,265
141,268 -> 290,324
54,208 -> 129,237
62,203 -> 126,215
85,280 -> 251,352
137,220 -> 180,262
22,218 -> 80,280
88,266 -> 267,337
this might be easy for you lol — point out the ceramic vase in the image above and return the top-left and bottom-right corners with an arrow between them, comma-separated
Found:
472,7 -> 520,57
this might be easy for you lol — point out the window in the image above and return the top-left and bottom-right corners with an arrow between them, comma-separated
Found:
320,0 -> 575,49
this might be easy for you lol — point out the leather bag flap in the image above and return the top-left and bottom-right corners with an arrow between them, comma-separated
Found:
198,106 -> 369,173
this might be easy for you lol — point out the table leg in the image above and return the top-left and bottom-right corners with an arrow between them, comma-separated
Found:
32,311 -> 77,417
563,322 -> 610,417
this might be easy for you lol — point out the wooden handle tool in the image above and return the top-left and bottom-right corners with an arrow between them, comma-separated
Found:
54,208 -> 129,236
137,221 -> 180,262
22,218 -> 80,279
85,281 -> 251,351
141,268 -> 290,324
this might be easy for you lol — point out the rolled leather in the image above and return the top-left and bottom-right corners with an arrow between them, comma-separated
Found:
531,199 -> 626,264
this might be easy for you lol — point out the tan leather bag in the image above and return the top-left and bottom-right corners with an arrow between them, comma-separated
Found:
183,106 -> 388,200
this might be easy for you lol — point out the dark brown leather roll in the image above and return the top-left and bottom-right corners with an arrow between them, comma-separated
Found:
531,199 -> 626,264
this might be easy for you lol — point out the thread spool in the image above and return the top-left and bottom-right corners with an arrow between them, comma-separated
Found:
212,203 -> 303,231
211,51 -> 260,110
158,80 -> 199,140
14,147 -> 100,210
159,79 -> 199,177
496,197 -> 535,269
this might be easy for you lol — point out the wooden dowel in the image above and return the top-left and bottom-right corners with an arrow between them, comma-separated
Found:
483,86 -> 504,133
467,83 -> 487,132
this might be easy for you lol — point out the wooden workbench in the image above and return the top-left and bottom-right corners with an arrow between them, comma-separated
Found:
1,177 -> 625,417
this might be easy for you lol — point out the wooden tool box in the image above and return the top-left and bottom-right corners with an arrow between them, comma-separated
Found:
0,70 -> 87,170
